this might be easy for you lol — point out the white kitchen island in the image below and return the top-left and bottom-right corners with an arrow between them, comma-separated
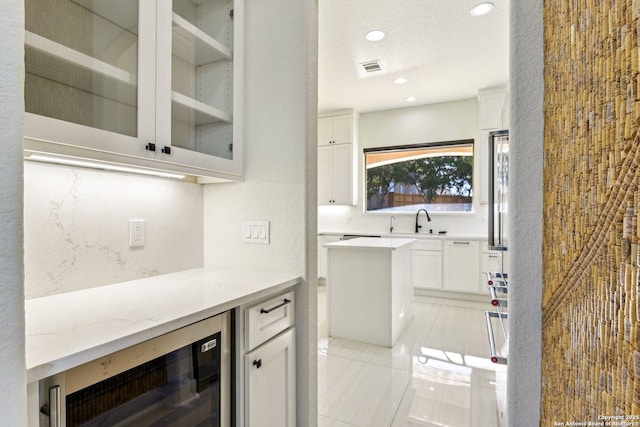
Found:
325,237 -> 415,347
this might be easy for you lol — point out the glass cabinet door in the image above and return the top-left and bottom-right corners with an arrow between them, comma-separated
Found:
24,0 -> 242,181
157,0 -> 236,162
25,0 -> 140,138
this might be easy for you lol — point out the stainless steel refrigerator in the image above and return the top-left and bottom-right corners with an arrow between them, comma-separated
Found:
488,129 -> 509,252
486,129 -> 509,427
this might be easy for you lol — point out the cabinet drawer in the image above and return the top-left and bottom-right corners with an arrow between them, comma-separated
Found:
413,239 -> 442,251
246,291 -> 295,351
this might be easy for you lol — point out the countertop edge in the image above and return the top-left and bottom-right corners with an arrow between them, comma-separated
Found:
318,231 -> 487,240
26,271 -> 301,384
324,237 -> 417,250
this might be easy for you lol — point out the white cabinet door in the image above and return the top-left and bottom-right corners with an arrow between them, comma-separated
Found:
479,92 -> 506,130
317,114 -> 353,146
331,114 -> 354,145
480,249 -> 509,294
317,145 -> 333,204
317,143 -> 353,205
331,143 -> 354,205
154,0 -> 243,179
317,117 -> 333,146
24,0 -> 153,158
412,250 -> 442,290
245,328 -> 296,427
317,113 -> 356,205
481,251 -> 500,294
443,240 -> 480,293
318,235 -> 341,279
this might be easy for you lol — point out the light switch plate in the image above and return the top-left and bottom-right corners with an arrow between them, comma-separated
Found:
242,220 -> 269,244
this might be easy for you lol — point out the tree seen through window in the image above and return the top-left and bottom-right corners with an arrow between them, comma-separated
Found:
365,141 -> 473,212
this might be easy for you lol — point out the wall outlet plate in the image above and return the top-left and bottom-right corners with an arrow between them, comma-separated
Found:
129,219 -> 145,247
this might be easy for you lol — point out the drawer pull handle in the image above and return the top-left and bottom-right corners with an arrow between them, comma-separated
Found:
260,298 -> 291,314
453,241 -> 470,245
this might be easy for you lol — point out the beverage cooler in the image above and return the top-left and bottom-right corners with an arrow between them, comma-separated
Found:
38,313 -> 231,427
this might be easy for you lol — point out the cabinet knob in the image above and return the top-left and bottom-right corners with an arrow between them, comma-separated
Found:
161,146 -> 171,155
145,143 -> 156,152
253,359 -> 262,369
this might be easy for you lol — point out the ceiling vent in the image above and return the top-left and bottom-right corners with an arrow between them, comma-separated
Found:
360,60 -> 383,73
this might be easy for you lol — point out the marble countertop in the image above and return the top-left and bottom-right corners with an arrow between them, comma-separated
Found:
25,267 -> 301,383
324,237 -> 416,250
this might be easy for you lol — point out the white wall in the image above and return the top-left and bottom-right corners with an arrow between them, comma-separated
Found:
23,162 -> 204,299
202,0 -> 317,425
203,3 -> 311,274
508,0 -> 543,425
0,0 -> 27,424
318,98 -> 487,236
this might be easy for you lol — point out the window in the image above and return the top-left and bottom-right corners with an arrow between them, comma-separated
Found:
365,140 -> 474,213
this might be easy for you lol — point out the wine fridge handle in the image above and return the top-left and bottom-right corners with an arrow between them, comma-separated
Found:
49,385 -> 61,427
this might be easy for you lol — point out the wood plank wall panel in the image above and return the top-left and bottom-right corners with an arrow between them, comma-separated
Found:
543,0 -> 640,421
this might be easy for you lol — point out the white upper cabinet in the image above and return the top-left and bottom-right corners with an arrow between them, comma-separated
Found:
317,112 -> 357,205
317,114 -> 354,146
479,92 -> 507,130
24,0 -> 243,182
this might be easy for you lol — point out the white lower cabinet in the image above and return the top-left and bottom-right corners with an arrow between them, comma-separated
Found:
396,237 -> 509,296
245,328 -> 296,427
442,240 -> 480,293
318,235 -> 341,281
244,291 -> 296,427
480,239 -> 509,294
412,240 -> 442,290
481,250 -> 505,294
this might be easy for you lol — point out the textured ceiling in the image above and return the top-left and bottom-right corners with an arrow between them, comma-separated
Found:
318,0 -> 510,114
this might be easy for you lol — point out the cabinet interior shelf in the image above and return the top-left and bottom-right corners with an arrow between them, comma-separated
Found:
25,31 -> 137,86
172,13 -> 231,66
171,91 -> 231,125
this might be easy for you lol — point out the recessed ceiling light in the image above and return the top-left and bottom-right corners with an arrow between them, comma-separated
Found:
470,2 -> 494,16
406,96 -> 416,103
365,30 -> 385,42
394,77 -> 408,84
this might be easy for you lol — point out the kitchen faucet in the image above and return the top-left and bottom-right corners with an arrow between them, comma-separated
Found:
415,209 -> 431,233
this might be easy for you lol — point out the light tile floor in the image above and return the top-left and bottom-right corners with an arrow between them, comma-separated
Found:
318,287 -> 507,427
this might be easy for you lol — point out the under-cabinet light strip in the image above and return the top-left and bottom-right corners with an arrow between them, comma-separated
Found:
26,154 -> 186,180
